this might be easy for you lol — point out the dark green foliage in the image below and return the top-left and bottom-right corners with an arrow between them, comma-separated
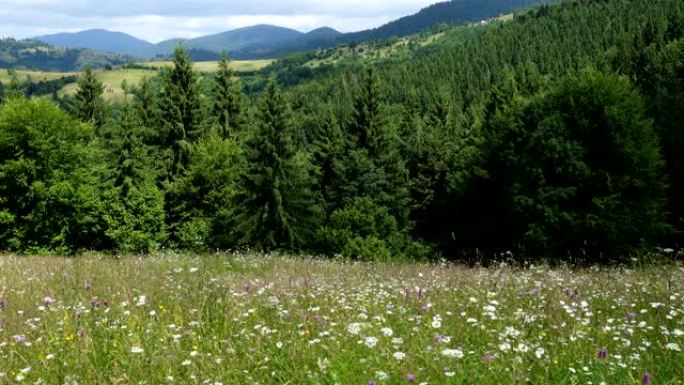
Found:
157,45 -> 205,175
23,75 -> 78,98
234,80 -> 322,250
165,134 -> 243,250
211,52 -> 246,138
454,68 -> 669,261
0,0 -> 681,262
100,183 -> 166,253
74,68 -> 106,135
99,99 -> 166,253
0,98 -> 105,252
133,77 -> 160,130
0,37 -> 131,72
349,68 -> 385,159
634,38 -> 684,240
319,198 -> 428,261
311,108 -> 346,215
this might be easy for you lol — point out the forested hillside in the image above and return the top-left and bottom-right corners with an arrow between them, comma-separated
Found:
0,38 -> 132,71
0,0 -> 682,263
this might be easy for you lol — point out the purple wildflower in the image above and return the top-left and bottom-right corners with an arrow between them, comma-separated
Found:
597,348 -> 608,359
406,373 -> 416,382
519,286 -> 542,297
418,288 -> 424,302
642,373 -> 652,385
13,335 -> 26,344
481,353 -> 496,363
434,333 -> 445,343
43,296 -> 54,307
641,373 -> 653,385
368,381 -> 376,385
0,298 -> 5,311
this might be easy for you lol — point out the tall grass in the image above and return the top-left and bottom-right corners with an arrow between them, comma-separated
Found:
0,254 -> 682,384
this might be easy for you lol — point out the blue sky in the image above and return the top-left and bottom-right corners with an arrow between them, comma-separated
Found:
0,0 -> 438,43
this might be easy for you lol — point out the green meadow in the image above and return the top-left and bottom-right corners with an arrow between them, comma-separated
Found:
0,254 -> 682,384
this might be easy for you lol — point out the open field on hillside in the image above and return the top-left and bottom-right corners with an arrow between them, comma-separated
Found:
139,59 -> 274,73
58,68 -> 153,100
0,69 -> 73,83
0,254 -> 682,384
1,59 -> 272,101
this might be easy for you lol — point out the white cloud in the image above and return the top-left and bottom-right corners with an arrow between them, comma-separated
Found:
0,0 -> 438,42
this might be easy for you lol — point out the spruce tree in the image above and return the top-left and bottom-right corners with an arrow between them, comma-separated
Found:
311,108 -> 346,215
133,77 -> 159,133
158,45 -> 204,175
234,80 -> 321,250
349,68 -> 385,159
101,96 -> 166,253
212,51 -> 246,138
111,97 -> 151,195
74,68 -> 106,136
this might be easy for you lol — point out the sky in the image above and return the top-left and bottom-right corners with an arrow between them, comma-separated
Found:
0,0 -> 439,43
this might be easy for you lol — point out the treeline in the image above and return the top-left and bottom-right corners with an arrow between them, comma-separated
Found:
0,0 -> 683,263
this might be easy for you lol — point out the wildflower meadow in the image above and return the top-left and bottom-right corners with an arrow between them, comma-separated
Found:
0,254 -> 682,384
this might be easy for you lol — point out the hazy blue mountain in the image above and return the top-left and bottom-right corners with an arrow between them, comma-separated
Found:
35,29 -> 154,58
143,25 -> 305,59
28,0 -> 558,61
186,25 -> 303,53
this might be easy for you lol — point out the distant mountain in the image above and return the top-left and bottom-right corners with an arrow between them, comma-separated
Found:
35,29 -> 154,58
186,25 -> 303,53
235,0 -> 557,58
0,37 -> 132,72
142,25 -> 305,59
28,0 -> 557,61
229,27 -> 342,59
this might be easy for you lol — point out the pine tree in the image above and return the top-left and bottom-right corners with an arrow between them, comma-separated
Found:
101,95 -> 166,253
74,68 -> 106,136
111,97 -> 152,195
234,80 -> 321,250
212,51 -> 246,138
311,107 -> 346,214
350,68 -> 385,159
133,77 -> 159,132
158,45 -> 204,175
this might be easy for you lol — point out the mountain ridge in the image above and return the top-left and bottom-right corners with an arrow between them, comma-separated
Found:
32,0 -> 557,60
35,29 -> 155,58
